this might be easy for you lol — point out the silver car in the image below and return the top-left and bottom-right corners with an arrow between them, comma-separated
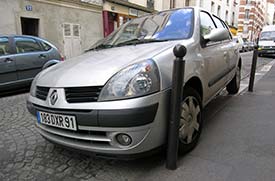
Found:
27,7 -> 241,158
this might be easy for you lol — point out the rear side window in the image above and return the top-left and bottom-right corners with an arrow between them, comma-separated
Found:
0,37 -> 10,56
40,41 -> 52,51
14,37 -> 43,53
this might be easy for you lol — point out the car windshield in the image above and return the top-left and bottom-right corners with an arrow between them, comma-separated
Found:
260,31 -> 275,40
88,8 -> 194,51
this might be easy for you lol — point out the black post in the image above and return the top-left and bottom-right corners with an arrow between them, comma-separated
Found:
166,44 -> 186,170
248,45 -> 258,92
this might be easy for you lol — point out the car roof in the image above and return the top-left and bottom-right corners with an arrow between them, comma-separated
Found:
262,25 -> 275,32
0,34 -> 57,48
1,34 -> 42,39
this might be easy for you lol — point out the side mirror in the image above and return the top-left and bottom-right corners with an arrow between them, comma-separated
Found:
203,28 -> 229,42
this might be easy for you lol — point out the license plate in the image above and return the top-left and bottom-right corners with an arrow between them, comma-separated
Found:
37,111 -> 77,131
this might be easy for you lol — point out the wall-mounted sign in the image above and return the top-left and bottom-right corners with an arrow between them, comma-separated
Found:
129,8 -> 138,17
25,5 -> 33,11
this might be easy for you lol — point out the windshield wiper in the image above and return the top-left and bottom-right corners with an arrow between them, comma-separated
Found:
116,38 -> 169,46
85,44 -> 113,52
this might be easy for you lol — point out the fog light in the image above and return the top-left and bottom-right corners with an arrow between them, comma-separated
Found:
116,134 -> 132,146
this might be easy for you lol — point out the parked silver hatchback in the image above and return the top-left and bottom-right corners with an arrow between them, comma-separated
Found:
27,7 -> 241,158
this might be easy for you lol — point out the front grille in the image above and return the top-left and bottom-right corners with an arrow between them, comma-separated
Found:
263,46 -> 275,49
36,86 -> 50,100
37,123 -> 111,147
64,86 -> 103,103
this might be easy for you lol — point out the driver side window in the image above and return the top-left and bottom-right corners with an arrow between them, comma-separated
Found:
200,11 -> 216,37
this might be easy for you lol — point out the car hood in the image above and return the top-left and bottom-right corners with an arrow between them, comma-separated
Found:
258,40 -> 275,47
37,41 -> 177,87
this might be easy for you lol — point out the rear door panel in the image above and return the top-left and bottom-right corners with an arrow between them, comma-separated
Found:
0,37 -> 17,85
13,37 -> 50,80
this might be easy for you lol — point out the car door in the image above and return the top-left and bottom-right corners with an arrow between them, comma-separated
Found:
213,16 -> 237,83
199,11 -> 229,100
13,36 -> 50,81
0,37 -> 17,85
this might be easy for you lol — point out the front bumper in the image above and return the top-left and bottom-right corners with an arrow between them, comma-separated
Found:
27,89 -> 170,156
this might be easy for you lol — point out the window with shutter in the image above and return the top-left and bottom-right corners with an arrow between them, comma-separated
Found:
64,24 -> 71,37
73,25 -> 80,37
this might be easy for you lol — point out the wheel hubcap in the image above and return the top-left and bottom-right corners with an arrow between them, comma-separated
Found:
179,96 -> 201,144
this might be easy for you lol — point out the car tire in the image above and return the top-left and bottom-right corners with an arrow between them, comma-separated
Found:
226,65 -> 241,94
178,87 -> 202,154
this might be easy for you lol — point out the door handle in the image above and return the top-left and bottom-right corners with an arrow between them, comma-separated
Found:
4,58 -> 13,63
39,54 -> 47,59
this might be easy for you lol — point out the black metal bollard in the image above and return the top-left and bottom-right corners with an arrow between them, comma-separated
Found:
166,44 -> 186,170
248,45 -> 258,92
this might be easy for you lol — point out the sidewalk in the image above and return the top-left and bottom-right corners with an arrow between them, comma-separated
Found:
138,64 -> 275,181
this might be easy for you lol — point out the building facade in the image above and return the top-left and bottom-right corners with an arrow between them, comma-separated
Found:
237,0 -> 272,41
266,0 -> 275,25
0,0 -> 103,59
102,0 -> 155,37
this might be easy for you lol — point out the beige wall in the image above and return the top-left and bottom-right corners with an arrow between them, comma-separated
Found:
128,0 -> 147,7
154,0 -> 170,11
0,0 -> 103,57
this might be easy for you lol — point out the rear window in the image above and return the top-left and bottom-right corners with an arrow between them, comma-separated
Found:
40,41 -> 52,51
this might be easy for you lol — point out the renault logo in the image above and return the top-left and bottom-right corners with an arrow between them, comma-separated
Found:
50,90 -> 58,105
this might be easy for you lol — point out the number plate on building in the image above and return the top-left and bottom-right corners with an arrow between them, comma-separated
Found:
37,111 -> 77,131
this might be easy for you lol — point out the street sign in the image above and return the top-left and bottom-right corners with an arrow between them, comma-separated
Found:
25,5 -> 32,11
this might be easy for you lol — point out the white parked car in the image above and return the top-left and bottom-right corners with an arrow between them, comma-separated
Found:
258,25 -> 275,56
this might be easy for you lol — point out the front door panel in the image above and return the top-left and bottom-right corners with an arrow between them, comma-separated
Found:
0,54 -> 17,84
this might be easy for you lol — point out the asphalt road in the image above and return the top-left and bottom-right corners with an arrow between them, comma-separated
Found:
240,51 -> 272,80
0,52 -> 273,181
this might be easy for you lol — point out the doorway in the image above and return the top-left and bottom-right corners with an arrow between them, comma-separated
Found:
21,17 -> 39,36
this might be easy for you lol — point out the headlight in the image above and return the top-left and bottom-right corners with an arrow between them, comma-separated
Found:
30,74 -> 39,97
99,59 -> 160,101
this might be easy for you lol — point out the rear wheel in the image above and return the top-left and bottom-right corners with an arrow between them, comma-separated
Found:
226,65 -> 241,94
178,87 -> 202,154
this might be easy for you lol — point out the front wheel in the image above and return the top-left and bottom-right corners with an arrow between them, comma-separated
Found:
178,87 -> 202,154
226,66 -> 241,94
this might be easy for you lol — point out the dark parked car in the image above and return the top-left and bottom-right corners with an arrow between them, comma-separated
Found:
0,35 -> 63,92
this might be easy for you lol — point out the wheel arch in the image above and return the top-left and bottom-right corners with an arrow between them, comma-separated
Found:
238,57 -> 242,69
184,76 -> 203,102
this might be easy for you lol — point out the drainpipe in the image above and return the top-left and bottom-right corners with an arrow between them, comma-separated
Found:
170,0 -> 175,9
